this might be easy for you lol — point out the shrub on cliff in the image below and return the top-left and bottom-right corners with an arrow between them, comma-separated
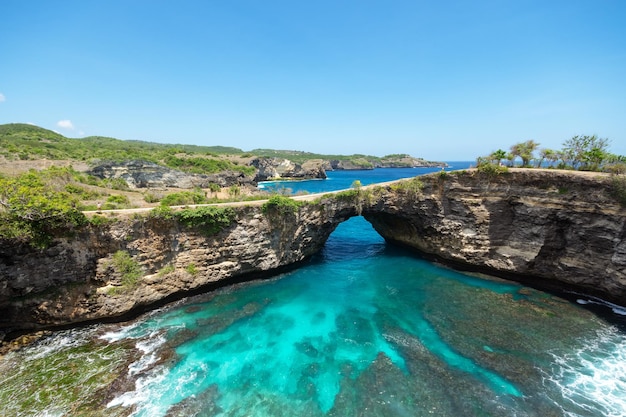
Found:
610,176 -> 626,207
175,206 -> 236,235
262,195 -> 303,215
160,190 -> 206,206
111,250 -> 142,287
476,158 -> 509,176
0,169 -> 86,247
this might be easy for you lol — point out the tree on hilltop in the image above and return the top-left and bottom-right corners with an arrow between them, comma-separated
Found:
489,149 -> 507,165
562,135 -> 610,171
510,140 -> 540,167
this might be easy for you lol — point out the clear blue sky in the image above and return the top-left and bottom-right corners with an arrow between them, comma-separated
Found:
1,1 -> 625,160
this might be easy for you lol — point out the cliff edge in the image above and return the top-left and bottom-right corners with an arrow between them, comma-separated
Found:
364,169 -> 626,304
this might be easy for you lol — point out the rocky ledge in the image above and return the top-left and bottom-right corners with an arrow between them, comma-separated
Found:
363,169 -> 626,305
0,198 -> 356,338
89,160 -> 255,189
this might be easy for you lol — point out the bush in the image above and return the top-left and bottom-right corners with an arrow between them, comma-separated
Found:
0,170 -> 86,247
391,177 -> 424,197
262,195 -> 302,215
610,176 -> 626,207
605,163 -> 626,175
148,205 -> 174,220
160,190 -> 206,206
175,206 -> 236,235
103,194 -> 131,210
143,191 -> 162,203
101,178 -> 129,190
111,250 -> 142,287
87,215 -> 115,227
476,159 -> 509,176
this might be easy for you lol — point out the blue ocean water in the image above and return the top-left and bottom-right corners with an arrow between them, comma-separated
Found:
1,165 -> 626,416
258,163 -> 470,195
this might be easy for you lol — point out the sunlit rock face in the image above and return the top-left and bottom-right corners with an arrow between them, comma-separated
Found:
88,159 -> 255,188
0,197 -> 355,336
363,169 -> 626,305
251,157 -> 327,181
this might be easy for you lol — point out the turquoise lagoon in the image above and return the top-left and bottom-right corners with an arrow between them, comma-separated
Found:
1,166 -> 625,416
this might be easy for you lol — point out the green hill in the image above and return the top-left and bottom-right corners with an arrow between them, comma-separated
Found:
0,123 -> 251,175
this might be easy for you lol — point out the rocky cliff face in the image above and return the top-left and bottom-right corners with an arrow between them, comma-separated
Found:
1,169 -> 625,339
89,160 -> 255,188
0,199 -> 355,337
363,169 -> 626,304
251,157 -> 327,181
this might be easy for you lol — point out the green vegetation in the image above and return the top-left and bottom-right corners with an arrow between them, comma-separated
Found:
262,195 -> 303,215
160,190 -> 207,206
510,140 -> 540,167
158,264 -> 176,277
250,149 -> 423,168
0,168 -> 86,247
185,263 -> 199,275
610,176 -> 626,207
110,250 -> 142,287
148,205 -> 175,220
104,194 -> 131,210
87,214 -> 117,227
481,135 -> 624,173
164,155 -> 254,175
475,158 -> 509,176
175,206 -> 236,235
0,338 -> 133,416
0,123 -> 243,163
390,177 -> 424,198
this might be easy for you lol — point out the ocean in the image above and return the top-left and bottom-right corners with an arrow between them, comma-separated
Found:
1,164 -> 625,416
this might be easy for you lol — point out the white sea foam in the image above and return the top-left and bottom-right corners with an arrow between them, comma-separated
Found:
576,296 -> 626,316
26,328 -> 94,361
128,332 -> 167,376
544,327 -> 626,417
107,366 -> 170,416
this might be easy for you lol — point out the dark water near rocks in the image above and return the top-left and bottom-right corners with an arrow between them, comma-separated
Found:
1,166 -> 625,416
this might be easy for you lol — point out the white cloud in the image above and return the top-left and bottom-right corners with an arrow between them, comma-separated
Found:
57,119 -> 74,130
0,93 -> 5,102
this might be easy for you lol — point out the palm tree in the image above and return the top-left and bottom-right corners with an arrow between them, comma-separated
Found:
489,149 -> 507,165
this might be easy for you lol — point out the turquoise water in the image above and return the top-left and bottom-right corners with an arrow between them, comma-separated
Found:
94,217 -> 625,417
1,166 -> 626,416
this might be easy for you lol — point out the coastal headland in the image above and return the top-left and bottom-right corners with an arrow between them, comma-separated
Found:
1,168 -> 625,340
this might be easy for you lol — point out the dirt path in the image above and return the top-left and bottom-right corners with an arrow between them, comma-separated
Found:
82,179 -> 404,216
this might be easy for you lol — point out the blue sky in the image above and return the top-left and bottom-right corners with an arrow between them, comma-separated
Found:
1,1 -> 624,160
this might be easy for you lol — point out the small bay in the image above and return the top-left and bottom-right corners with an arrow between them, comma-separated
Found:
1,165 -> 625,416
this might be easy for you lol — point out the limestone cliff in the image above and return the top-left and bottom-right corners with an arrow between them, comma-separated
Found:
251,157 -> 327,181
88,160 -> 255,189
363,169 -> 626,304
0,198 -> 355,337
